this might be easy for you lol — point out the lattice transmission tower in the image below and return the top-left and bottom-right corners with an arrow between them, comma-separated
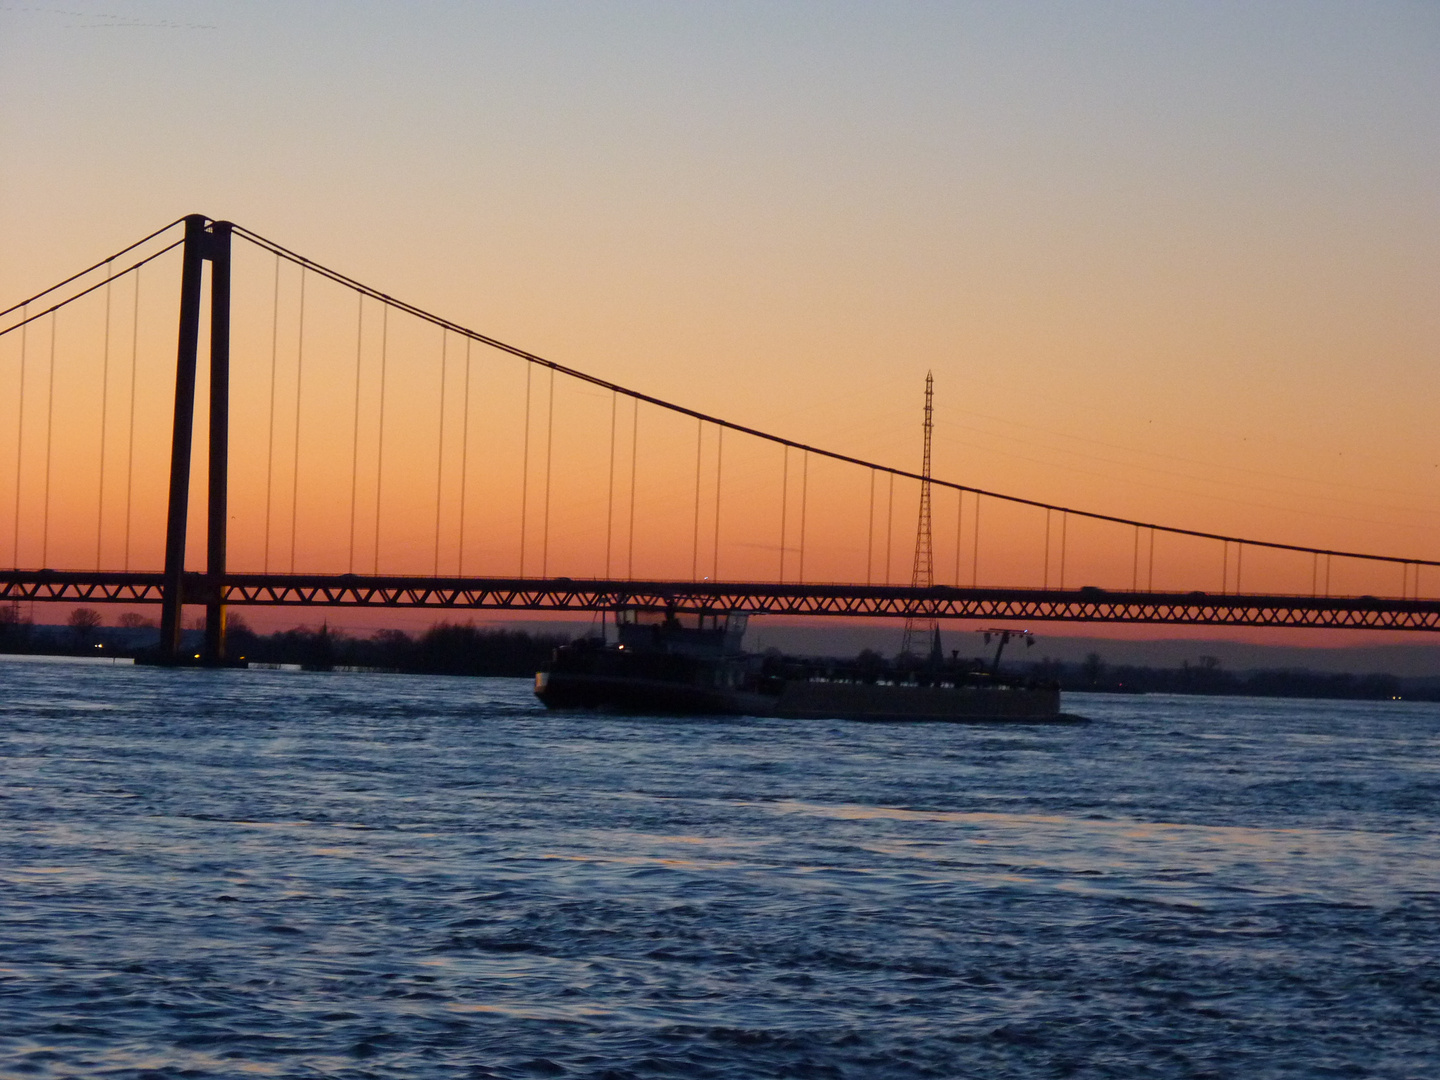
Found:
900,372 -> 941,659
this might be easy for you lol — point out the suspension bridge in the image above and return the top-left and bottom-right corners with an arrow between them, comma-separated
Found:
3,214 -> 1438,664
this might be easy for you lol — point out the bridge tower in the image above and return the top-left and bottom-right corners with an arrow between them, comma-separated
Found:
900,372 -> 939,659
158,214 -> 232,665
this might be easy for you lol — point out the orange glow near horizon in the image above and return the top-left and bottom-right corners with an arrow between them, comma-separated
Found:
2,5 -> 1437,651
0,228 -> 1428,643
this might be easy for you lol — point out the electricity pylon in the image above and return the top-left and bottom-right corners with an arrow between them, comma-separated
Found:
900,372 -> 940,660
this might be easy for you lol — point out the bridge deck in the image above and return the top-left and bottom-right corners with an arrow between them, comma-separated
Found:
4,570 -> 1439,631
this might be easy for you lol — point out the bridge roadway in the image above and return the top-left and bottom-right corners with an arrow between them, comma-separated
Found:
4,569 -> 1440,631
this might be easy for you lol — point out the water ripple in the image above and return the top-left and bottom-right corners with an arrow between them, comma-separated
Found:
1,664 -> 1437,1077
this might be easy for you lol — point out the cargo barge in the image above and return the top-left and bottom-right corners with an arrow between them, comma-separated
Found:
535,609 -> 1080,723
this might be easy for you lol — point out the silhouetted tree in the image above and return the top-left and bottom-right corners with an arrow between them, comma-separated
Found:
224,613 -> 258,657
855,648 -> 887,683
1030,656 -> 1065,682
68,607 -> 103,648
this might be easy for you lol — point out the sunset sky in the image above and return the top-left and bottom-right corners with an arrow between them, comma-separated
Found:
2,2 -> 1438,641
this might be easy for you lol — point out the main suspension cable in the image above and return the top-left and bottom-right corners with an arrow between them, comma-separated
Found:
0,238 -> 184,340
229,225 -> 1437,571
0,217 -> 184,323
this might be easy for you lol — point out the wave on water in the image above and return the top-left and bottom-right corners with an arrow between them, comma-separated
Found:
2,665 -> 1437,1077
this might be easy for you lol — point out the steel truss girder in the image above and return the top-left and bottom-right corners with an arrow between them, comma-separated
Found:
4,570 -> 1440,631
0,572 -> 166,604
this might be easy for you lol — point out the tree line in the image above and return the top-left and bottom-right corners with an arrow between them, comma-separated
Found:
0,602 -> 1430,699
0,603 -> 568,677
1028,652 -> 1415,701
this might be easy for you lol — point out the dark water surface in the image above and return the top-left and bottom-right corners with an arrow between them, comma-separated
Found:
2,661 -> 1437,1078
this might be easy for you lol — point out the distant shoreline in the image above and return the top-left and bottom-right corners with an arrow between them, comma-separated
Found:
0,647 -> 1432,704
0,653 -> 136,666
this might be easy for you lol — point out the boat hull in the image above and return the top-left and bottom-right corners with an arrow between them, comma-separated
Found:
771,678 -> 1067,723
535,670 -> 1076,723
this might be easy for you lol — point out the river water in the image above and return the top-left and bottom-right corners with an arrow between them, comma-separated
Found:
1,661 -> 1437,1078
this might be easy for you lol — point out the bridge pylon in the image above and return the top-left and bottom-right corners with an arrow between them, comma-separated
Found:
158,215 -> 232,665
